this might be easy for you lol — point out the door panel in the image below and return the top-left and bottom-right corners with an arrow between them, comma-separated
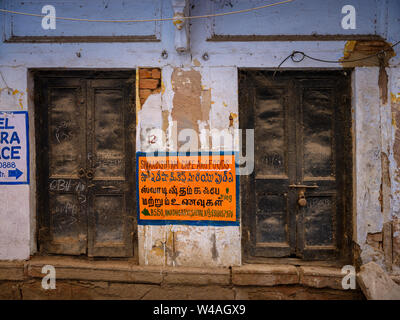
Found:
87,79 -> 135,257
240,71 -> 351,261
302,88 -> 335,178
303,196 -> 335,246
41,78 -> 87,255
250,76 -> 297,257
93,195 -> 125,242
36,72 -> 135,258
49,87 -> 84,177
297,81 -> 339,259
93,87 -> 125,179
254,86 -> 287,177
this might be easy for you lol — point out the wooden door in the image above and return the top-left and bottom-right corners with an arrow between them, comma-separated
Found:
86,79 -> 136,257
240,71 -> 352,261
35,71 -> 136,257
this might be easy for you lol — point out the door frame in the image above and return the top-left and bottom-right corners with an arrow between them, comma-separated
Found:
32,69 -> 138,261
239,69 -> 354,265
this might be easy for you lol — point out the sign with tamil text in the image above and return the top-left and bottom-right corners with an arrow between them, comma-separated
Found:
137,152 -> 239,226
0,111 -> 29,185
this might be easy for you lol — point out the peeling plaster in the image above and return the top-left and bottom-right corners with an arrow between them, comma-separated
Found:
171,68 -> 203,150
0,1 -> 398,268
341,40 -> 396,68
353,68 -> 384,266
137,66 -> 240,267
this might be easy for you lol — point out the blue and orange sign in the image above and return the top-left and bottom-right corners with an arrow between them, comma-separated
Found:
137,152 -> 239,226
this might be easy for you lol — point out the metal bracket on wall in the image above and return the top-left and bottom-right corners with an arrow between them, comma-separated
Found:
171,0 -> 190,54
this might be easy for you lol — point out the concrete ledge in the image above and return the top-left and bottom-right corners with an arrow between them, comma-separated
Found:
162,266 -> 230,286
232,264 -> 299,286
299,266 -> 344,290
232,265 -> 346,289
0,258 -> 355,291
0,261 -> 25,280
0,258 -> 365,299
27,257 -> 164,284
25,256 -> 230,286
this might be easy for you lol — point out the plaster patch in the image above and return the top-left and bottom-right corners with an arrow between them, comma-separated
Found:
171,68 -> 210,150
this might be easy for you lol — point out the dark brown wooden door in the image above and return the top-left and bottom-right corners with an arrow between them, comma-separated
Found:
35,71 -> 136,257
240,71 -> 352,261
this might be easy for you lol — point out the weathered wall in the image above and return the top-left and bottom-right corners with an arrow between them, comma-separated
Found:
0,0 -> 399,269
353,68 -> 386,267
390,67 -> 400,271
0,66 -> 31,260
137,66 -> 240,267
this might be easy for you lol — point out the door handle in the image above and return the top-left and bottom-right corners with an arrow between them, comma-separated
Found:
289,184 -> 318,207
289,184 -> 318,188
101,186 -> 117,190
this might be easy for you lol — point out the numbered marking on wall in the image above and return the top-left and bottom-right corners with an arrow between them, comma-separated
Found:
0,111 -> 29,184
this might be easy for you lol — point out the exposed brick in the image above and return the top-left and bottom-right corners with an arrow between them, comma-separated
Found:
151,68 -> 161,79
139,69 -> 152,79
367,232 -> 383,250
139,89 -> 152,101
140,78 -> 159,90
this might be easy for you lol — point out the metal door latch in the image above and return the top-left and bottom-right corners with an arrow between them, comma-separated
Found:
289,183 -> 318,207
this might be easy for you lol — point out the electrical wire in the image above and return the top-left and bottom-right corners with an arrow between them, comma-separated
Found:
273,40 -> 400,77
0,0 -> 293,23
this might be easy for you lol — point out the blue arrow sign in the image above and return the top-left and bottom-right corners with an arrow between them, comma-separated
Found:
0,112 -> 29,185
8,168 -> 23,180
